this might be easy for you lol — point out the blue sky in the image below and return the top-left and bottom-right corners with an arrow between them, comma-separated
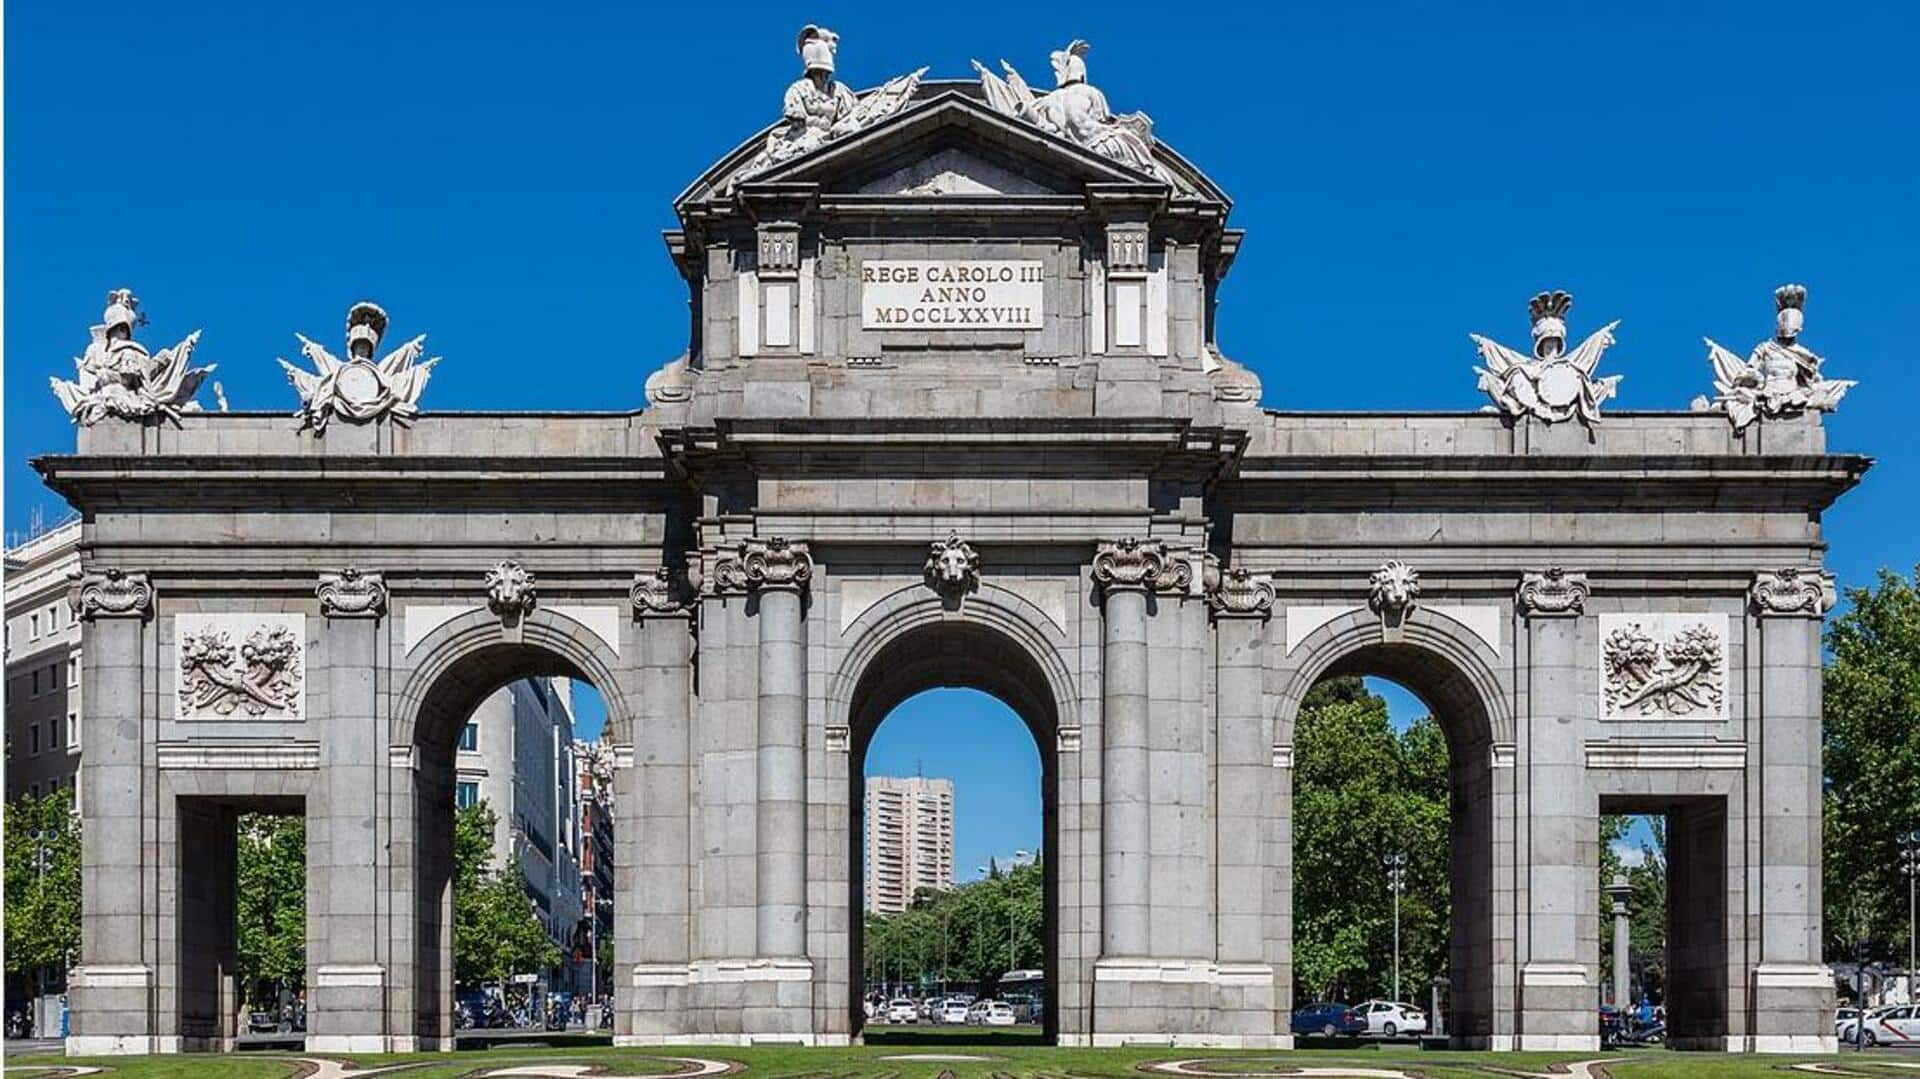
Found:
9,2 -> 1913,870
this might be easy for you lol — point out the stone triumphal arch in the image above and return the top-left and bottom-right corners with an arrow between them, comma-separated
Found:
40,32 -> 1866,1055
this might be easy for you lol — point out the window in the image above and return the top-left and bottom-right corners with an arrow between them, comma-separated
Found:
30,613 -> 41,639
68,656 -> 79,685
460,722 -> 479,751
31,669 -> 41,696
69,712 -> 79,751
456,782 -> 480,810
49,662 -> 59,690
30,723 -> 41,755
28,782 -> 39,799
51,715 -> 63,749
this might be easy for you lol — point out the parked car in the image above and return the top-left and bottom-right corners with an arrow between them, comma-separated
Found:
885,998 -> 919,1024
1355,1000 -> 1427,1037
1835,1007 -> 1860,1036
980,1001 -> 1017,1026
1840,1004 -> 1920,1046
940,999 -> 971,1024
1291,1001 -> 1366,1037
247,1010 -> 280,1034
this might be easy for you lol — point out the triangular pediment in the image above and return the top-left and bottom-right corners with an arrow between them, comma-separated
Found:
677,85 -> 1227,210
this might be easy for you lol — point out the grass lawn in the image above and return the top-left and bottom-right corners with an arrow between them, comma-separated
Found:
7,1041 -> 1919,1079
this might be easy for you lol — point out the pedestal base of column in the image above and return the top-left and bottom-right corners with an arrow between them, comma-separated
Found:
306,963 -> 389,1054
1089,959 -> 1283,1046
66,964 -> 156,1056
626,959 -> 816,1043
1517,962 -> 1600,1051
1748,963 -> 1837,1054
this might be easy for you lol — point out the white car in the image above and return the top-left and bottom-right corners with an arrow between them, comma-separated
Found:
979,1001 -> 1017,1026
885,998 -> 918,1024
1355,999 -> 1427,1037
940,999 -> 971,1024
1840,1005 -> 1920,1047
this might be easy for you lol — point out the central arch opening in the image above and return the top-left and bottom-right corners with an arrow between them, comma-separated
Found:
846,620 -> 1059,1045
1290,637 -> 1501,1048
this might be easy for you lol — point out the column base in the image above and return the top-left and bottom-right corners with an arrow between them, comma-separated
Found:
1748,963 -> 1836,1053
627,959 -> 815,1042
1518,962 -> 1598,1050
1090,958 -> 1282,1044
307,963 -> 389,1054
66,964 -> 156,1057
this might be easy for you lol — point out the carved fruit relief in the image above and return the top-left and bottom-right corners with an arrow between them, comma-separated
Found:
175,613 -> 306,720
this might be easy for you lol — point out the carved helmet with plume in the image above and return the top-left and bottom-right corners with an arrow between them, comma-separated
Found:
1774,283 -> 1806,341
797,25 -> 839,75
346,301 -> 389,359
1050,40 -> 1091,87
1527,289 -> 1574,359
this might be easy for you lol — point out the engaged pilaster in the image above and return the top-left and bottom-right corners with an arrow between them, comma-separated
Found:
1747,567 -> 1839,1052
1091,539 -> 1165,961
1515,568 -> 1600,1051
66,569 -> 160,1056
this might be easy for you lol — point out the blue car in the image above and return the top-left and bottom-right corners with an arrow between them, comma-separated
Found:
1292,1001 -> 1366,1037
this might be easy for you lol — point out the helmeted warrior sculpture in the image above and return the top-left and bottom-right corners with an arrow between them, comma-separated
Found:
280,302 -> 438,431
973,40 -> 1163,179
51,288 -> 214,425
1695,284 -> 1853,431
742,26 -> 925,176
1472,290 -> 1622,425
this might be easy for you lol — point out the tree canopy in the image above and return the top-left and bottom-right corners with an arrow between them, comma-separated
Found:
1823,566 -> 1920,961
4,786 -> 81,977
235,812 -> 307,1008
1292,676 -> 1449,1003
452,800 -> 562,986
863,857 -> 1043,992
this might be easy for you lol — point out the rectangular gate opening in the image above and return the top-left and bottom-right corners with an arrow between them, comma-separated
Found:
1598,796 -> 1729,1051
174,795 -> 305,1052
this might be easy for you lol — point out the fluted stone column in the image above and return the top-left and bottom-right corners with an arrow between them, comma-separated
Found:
1747,568 -> 1839,1052
67,569 -> 160,1056
1092,540 -> 1157,960
1515,568 -> 1598,1050
308,570 -> 393,1053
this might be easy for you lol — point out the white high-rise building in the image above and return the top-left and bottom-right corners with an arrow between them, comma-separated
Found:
863,775 -> 954,915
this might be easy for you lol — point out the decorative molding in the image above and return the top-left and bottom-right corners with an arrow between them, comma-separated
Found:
175,613 -> 305,720
610,744 -> 636,771
485,560 -> 536,640
1520,962 -> 1593,988
1471,289 -> 1622,425
923,530 -> 981,598
1490,743 -> 1516,769
312,964 -> 386,988
1092,538 -> 1186,596
1583,740 -> 1747,770
712,536 -> 814,595
70,567 -> 155,620
1517,567 -> 1590,618
280,302 -> 438,431
1207,565 -> 1274,619
631,566 -> 693,616
1750,567 -> 1836,618
388,745 -> 418,771
1600,613 -> 1728,720
825,725 -> 851,754
157,741 -> 320,770
1056,725 -> 1082,753
317,568 -> 388,619
1271,744 -> 1294,769
1368,560 -> 1420,638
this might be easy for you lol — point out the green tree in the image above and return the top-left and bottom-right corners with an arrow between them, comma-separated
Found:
863,857 -> 1044,990
235,813 -> 307,1009
452,800 -> 562,986
1293,677 -> 1450,1003
4,787 -> 82,981
1823,566 -> 1920,962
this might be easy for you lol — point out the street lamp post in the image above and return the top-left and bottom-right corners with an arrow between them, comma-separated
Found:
1900,830 -> 1919,1005
1383,852 -> 1408,1002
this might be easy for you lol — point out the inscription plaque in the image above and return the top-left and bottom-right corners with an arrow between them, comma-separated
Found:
861,259 -> 1044,330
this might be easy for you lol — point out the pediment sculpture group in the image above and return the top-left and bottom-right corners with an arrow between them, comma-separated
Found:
48,26 -> 1854,434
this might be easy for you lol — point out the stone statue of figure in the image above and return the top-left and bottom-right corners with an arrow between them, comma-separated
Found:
280,302 -> 439,431
1697,284 -> 1854,431
50,288 -> 213,425
973,40 -> 1163,179
741,27 -> 926,178
1471,290 -> 1623,425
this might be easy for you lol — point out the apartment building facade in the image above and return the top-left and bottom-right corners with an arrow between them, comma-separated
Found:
863,776 -> 955,916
